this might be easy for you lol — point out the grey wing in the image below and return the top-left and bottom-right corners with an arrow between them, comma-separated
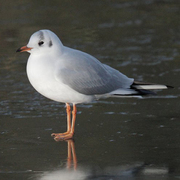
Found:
55,49 -> 133,95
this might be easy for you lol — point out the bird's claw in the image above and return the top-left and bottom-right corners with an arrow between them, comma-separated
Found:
51,132 -> 74,141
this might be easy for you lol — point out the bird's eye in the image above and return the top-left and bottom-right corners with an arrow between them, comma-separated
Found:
38,41 -> 44,46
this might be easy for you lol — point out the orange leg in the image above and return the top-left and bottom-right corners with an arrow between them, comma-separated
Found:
51,104 -> 77,141
70,104 -> 77,135
66,103 -> 71,133
51,103 -> 71,137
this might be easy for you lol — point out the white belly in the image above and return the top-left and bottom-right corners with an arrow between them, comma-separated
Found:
26,55 -> 95,104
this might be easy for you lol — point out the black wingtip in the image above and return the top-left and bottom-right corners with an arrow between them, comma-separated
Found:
166,85 -> 174,89
16,48 -> 21,52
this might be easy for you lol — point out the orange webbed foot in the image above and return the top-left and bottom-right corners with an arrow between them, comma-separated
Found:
51,132 -> 74,141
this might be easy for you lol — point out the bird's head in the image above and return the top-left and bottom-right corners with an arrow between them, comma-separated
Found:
16,29 -> 63,54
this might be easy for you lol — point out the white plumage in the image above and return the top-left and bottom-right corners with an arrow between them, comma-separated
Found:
17,29 -> 172,141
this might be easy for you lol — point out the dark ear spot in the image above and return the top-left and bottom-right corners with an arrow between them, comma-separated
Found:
49,40 -> 53,47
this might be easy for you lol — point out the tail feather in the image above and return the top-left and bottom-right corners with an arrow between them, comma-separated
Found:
110,81 -> 173,97
130,81 -> 173,96
132,81 -> 173,90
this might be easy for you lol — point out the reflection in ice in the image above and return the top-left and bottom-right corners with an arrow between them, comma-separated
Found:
36,164 -> 170,180
37,169 -> 88,180
35,140 -> 170,180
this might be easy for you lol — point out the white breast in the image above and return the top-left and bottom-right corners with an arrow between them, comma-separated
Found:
26,54 -> 95,104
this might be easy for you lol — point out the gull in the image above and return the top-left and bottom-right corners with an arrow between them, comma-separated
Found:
16,29 -> 172,141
